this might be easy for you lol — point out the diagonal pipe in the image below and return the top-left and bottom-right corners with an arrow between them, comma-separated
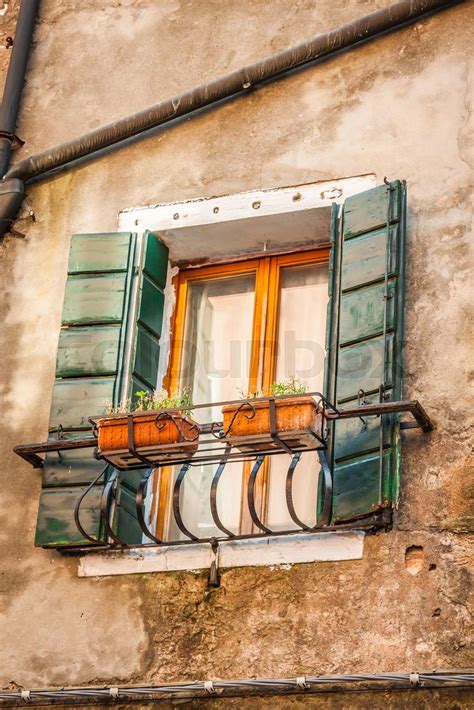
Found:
4,0 -> 460,184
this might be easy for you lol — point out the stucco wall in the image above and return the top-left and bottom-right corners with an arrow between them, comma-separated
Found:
0,0 -> 472,702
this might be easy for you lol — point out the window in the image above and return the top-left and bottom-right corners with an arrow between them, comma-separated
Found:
26,179 -> 415,551
152,250 -> 329,540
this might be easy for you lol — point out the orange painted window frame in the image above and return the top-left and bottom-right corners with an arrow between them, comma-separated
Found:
153,247 -> 330,537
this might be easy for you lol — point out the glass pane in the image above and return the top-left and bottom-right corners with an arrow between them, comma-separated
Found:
266,263 -> 328,531
169,273 -> 256,540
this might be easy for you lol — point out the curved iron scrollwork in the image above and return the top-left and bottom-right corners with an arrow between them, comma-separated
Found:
72,450 -> 332,547
73,466 -> 109,545
136,468 -> 163,544
316,449 -> 333,527
172,462 -> 199,541
247,455 -> 272,534
285,452 -> 309,530
154,411 -> 200,441
284,450 -> 333,530
211,400 -> 256,440
209,443 -> 235,538
100,469 -> 126,546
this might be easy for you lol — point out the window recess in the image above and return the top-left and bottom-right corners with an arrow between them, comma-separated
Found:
14,179 -> 434,552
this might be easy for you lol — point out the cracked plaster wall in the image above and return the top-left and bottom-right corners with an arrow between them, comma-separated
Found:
0,0 -> 472,704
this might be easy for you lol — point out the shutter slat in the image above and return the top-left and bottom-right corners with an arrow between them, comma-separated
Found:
143,233 -> 168,287
138,275 -> 165,337
42,449 -> 106,486
113,232 -> 169,544
56,325 -> 121,377
132,326 -> 161,390
68,233 -> 133,274
334,393 -> 392,462
344,183 -> 401,238
332,450 -> 392,522
336,334 -> 394,403
341,226 -> 398,291
35,485 -> 103,547
115,484 -> 143,544
339,280 -> 396,345
49,377 -> 116,431
62,274 -> 128,325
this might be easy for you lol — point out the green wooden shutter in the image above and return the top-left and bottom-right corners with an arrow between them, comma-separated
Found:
35,231 -> 169,548
324,181 -> 407,524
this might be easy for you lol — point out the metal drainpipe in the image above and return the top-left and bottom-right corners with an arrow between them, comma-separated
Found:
0,0 -> 463,237
0,0 -> 40,176
0,0 -> 39,235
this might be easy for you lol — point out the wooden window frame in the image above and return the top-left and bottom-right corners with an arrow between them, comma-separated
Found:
153,247 -> 330,538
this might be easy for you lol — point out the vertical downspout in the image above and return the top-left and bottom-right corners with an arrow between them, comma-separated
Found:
0,0 -> 39,176
0,0 -> 39,235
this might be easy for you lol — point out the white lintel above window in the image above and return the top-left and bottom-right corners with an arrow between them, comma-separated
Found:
118,174 -> 376,264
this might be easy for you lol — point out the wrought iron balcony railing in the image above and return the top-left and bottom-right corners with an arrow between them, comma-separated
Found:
14,393 -> 433,550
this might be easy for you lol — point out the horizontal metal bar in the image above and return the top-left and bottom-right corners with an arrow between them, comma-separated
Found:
101,443 -> 326,471
326,399 -> 433,432
400,421 -> 419,430
13,436 -> 98,467
65,511 -> 390,553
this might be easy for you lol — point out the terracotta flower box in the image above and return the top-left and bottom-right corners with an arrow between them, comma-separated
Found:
221,395 -> 323,453
94,411 -> 200,469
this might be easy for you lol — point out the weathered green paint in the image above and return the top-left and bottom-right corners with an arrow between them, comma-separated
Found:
115,471 -> 148,545
67,233 -> 133,274
324,180 -> 406,522
339,280 -> 396,345
113,232 -> 169,544
35,485 -> 103,547
126,232 -> 168,399
341,226 -> 398,291
56,325 -> 121,377
42,448 -> 107,486
49,377 -> 116,431
115,483 -> 143,545
130,376 -> 153,404
343,182 -> 401,239
334,393 -> 392,461
332,450 -> 392,522
36,232 -> 136,547
62,274 -> 128,325
137,275 -> 165,337
336,334 -> 394,403
143,230 -> 169,288
132,325 -> 160,389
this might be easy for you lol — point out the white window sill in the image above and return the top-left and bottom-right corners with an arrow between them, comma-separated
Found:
78,531 -> 364,578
